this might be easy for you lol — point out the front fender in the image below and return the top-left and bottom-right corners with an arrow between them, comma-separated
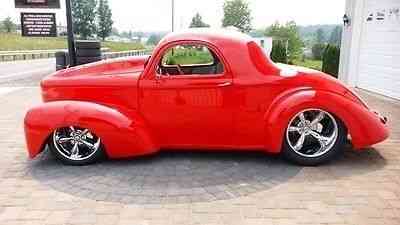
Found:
264,89 -> 389,153
24,101 -> 159,159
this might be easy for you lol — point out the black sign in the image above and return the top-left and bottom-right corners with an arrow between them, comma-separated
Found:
21,13 -> 57,37
15,0 -> 60,9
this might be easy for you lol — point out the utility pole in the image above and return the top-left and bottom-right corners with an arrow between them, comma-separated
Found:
65,0 -> 76,66
171,0 -> 175,32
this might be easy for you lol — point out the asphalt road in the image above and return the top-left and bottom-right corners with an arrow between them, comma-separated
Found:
0,58 -> 55,87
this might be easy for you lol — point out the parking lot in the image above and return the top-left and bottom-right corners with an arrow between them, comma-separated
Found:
0,73 -> 399,224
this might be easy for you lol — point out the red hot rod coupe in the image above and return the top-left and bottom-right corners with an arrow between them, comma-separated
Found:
24,29 -> 389,166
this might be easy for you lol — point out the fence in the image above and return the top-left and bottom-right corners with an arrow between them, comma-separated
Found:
102,49 -> 153,60
0,48 -> 152,62
0,49 -> 65,62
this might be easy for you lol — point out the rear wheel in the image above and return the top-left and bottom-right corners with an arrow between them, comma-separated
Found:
282,109 -> 347,166
48,126 -> 104,166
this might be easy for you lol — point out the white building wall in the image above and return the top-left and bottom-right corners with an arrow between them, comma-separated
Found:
340,0 -> 400,99
339,0 -> 365,87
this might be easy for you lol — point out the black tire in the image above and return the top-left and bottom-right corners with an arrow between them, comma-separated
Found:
56,64 -> 67,71
76,48 -> 102,57
282,114 -> 347,166
75,40 -> 101,49
55,51 -> 68,70
48,128 -> 105,166
76,56 -> 102,65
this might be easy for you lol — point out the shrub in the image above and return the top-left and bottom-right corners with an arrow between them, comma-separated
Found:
311,43 -> 326,60
270,40 -> 287,63
322,44 -> 340,78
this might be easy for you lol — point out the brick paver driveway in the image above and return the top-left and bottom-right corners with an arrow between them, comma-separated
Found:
0,86 -> 399,225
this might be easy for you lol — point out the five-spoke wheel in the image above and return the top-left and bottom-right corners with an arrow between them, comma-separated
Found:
49,126 -> 104,165
282,109 -> 347,166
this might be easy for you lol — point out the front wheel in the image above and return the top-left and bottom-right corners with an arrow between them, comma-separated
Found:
48,126 -> 104,166
282,109 -> 347,166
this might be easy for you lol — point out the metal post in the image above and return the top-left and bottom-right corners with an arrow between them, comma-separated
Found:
171,0 -> 175,32
65,0 -> 76,66
285,39 -> 289,64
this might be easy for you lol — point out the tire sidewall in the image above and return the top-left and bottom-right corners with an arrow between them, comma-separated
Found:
48,134 -> 104,166
76,49 -> 102,57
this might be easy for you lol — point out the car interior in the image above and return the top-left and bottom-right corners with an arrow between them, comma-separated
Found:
158,44 -> 224,76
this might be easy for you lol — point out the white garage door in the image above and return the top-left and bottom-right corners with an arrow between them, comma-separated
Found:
357,0 -> 400,99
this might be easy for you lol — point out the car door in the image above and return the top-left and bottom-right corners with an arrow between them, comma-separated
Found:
139,42 -> 235,148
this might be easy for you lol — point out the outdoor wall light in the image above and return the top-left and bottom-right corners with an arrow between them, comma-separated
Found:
343,14 -> 351,27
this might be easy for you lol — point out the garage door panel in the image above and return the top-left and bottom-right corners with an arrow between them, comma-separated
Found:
365,0 -> 398,6
359,54 -> 400,68
358,68 -> 400,81
360,44 -> 400,56
361,32 -> 400,44
356,0 -> 400,100
358,75 -> 400,99
359,67 -> 400,82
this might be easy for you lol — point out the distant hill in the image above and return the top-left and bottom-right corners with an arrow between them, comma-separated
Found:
298,24 -> 341,47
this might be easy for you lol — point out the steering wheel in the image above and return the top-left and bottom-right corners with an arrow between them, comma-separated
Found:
159,64 -> 184,76
176,64 -> 184,75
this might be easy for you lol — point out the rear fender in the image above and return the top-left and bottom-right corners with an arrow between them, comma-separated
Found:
24,101 -> 159,159
264,89 -> 389,153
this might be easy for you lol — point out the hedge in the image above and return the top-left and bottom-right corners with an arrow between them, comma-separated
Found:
270,40 -> 287,64
322,44 -> 340,78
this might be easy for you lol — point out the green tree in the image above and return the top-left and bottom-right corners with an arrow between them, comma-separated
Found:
134,31 -> 144,42
266,21 -> 303,61
222,0 -> 252,33
270,40 -> 288,63
120,31 -> 130,38
2,17 -> 16,33
329,26 -> 342,46
111,27 -> 119,36
147,34 -> 162,46
72,0 -> 97,39
189,13 -> 210,28
97,0 -> 113,41
322,44 -> 340,78
311,43 -> 326,60
315,28 -> 325,44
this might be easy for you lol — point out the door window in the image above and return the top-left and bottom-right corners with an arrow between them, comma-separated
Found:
159,44 -> 224,76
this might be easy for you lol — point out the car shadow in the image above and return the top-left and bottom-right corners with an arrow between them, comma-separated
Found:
27,145 -> 386,204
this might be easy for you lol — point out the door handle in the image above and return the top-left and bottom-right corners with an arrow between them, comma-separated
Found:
188,81 -> 232,87
216,82 -> 232,87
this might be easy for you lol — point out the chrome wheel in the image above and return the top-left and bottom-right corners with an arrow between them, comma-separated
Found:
286,109 -> 338,158
52,126 -> 101,161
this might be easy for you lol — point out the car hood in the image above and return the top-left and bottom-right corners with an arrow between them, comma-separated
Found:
40,56 -> 149,110
41,56 -> 149,88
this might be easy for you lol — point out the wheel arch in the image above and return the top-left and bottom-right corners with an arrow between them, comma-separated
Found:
263,88 -> 381,153
24,101 -> 159,159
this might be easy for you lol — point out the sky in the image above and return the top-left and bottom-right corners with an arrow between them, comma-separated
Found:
0,0 -> 346,32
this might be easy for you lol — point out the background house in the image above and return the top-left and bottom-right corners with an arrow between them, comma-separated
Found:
253,37 -> 273,56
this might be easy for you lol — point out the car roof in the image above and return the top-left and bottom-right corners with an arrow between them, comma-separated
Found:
145,28 -> 280,78
158,28 -> 253,47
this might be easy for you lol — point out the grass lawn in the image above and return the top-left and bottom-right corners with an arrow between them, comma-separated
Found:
164,48 -> 213,65
292,59 -> 323,71
0,33 -> 144,52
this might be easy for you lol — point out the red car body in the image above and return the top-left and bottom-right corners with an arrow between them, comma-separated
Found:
24,30 -> 389,160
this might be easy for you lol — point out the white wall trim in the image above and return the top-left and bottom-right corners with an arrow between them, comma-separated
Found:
339,0 -> 365,87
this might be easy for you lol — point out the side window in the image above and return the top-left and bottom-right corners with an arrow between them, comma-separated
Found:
159,44 -> 224,76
